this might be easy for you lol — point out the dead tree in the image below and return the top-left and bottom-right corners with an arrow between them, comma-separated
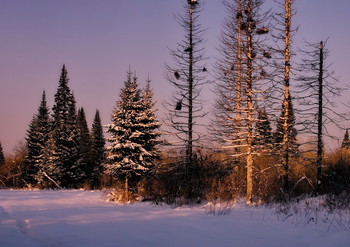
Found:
211,0 -> 244,149
296,40 -> 347,193
270,0 -> 298,195
212,0 -> 271,203
164,0 -> 207,168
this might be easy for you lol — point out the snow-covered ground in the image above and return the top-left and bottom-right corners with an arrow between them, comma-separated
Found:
0,190 -> 349,247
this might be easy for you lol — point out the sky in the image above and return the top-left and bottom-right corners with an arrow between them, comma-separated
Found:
0,0 -> 350,155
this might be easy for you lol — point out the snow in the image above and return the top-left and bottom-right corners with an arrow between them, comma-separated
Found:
0,190 -> 349,247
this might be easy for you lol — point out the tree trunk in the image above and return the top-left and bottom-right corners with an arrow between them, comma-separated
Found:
246,0 -> 254,204
282,0 -> 292,195
235,0 -> 243,154
187,0 -> 194,170
125,176 -> 129,202
316,41 -> 324,192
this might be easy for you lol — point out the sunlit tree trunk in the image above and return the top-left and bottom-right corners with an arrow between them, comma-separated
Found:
236,0 -> 243,131
282,0 -> 292,194
246,0 -> 254,204
125,176 -> 129,202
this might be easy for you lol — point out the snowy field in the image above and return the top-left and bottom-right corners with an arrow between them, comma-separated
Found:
0,190 -> 349,247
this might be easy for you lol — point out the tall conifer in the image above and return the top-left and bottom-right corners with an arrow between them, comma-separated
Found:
254,108 -> 273,150
274,94 -> 298,156
90,109 -> 105,188
140,79 -> 161,164
78,107 -> 92,181
52,65 -> 85,187
26,91 -> 51,185
106,71 -> 160,199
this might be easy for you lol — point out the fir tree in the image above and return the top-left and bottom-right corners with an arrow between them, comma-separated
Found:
37,130 -> 57,188
341,129 -> 350,150
0,142 -> 5,166
78,107 -> 92,181
253,108 -> 273,150
25,91 -> 51,186
90,109 -> 106,188
106,71 -> 160,199
140,79 -> 161,164
274,94 -> 299,157
52,65 -> 85,188
26,115 -> 40,184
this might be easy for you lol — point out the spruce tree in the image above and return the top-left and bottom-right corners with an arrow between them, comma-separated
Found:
90,109 -> 106,188
37,130 -> 57,188
274,94 -> 298,157
341,130 -> 350,150
106,71 -> 160,199
0,142 -> 5,166
253,108 -> 273,150
25,91 -> 51,186
140,79 -> 161,164
78,107 -> 92,182
52,65 -> 85,188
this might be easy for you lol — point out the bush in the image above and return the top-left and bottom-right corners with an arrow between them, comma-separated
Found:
0,141 -> 28,188
322,149 -> 350,194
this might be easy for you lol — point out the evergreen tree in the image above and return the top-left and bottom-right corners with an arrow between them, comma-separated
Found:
106,71 -> 160,199
0,142 -> 5,166
253,108 -> 273,150
341,129 -> 350,150
25,91 -> 51,186
90,109 -> 106,188
140,79 -> 161,164
52,65 -> 85,188
37,130 -> 58,188
78,107 -> 92,181
274,94 -> 298,156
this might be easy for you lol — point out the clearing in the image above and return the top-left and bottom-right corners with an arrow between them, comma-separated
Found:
0,190 -> 349,247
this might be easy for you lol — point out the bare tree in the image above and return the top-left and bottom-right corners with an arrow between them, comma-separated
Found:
212,0 -> 271,203
164,0 -> 207,168
271,0 -> 298,195
210,0 -> 244,150
296,40 -> 347,192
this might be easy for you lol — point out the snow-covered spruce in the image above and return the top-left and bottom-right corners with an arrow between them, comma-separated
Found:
105,71 -> 161,200
25,91 -> 53,186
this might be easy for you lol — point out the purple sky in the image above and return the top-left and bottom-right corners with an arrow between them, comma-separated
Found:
1,0 -> 349,155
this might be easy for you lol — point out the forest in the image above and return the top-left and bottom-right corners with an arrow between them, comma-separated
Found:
0,0 -> 349,207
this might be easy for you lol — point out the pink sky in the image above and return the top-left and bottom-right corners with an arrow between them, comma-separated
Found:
1,0 -> 349,154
